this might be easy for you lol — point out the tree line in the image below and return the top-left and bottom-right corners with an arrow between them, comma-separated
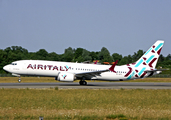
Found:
0,46 -> 171,74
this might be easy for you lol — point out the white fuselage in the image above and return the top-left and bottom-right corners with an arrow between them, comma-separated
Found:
3,60 -> 133,81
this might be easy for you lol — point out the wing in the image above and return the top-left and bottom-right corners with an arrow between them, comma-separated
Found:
75,69 -> 109,78
75,60 -> 118,79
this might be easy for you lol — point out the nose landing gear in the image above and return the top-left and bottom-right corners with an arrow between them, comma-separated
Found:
18,79 -> 21,83
18,76 -> 21,83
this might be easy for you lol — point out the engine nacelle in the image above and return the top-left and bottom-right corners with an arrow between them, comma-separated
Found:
55,72 -> 75,82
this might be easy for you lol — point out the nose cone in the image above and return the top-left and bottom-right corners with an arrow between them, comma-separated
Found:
3,65 -> 9,72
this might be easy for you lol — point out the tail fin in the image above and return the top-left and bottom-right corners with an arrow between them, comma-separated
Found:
134,40 -> 164,70
125,40 -> 164,79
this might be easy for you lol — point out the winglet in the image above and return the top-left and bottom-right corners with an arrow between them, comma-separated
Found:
94,60 -> 98,64
109,60 -> 118,73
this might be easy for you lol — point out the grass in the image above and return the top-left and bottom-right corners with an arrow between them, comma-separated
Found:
1,77 -> 171,83
0,89 -> 171,119
0,77 -> 171,119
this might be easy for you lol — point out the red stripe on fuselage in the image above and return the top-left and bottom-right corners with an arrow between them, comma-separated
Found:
124,67 -> 132,77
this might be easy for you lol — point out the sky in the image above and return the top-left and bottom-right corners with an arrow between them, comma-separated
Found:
0,0 -> 171,56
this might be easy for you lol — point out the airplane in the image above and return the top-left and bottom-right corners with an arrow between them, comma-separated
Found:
3,40 -> 164,85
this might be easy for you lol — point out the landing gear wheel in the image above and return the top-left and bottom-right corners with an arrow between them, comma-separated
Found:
79,81 -> 87,85
18,79 -> 21,83
83,81 -> 87,85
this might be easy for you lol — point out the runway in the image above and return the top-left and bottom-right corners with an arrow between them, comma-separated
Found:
0,82 -> 171,89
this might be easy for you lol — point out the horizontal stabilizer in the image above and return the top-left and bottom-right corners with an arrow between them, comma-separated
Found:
144,69 -> 168,73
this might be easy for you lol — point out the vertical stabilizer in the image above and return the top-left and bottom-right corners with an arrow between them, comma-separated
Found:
125,40 -> 164,79
133,40 -> 164,77
135,40 -> 164,69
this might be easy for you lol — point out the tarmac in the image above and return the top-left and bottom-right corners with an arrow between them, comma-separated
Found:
0,82 -> 171,89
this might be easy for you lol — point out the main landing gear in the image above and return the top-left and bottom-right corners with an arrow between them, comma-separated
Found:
79,78 -> 87,85
79,81 -> 87,85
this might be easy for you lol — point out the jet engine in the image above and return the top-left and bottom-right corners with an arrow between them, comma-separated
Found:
55,72 -> 75,82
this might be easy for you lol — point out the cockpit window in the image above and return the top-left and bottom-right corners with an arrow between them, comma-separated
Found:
11,63 -> 17,65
